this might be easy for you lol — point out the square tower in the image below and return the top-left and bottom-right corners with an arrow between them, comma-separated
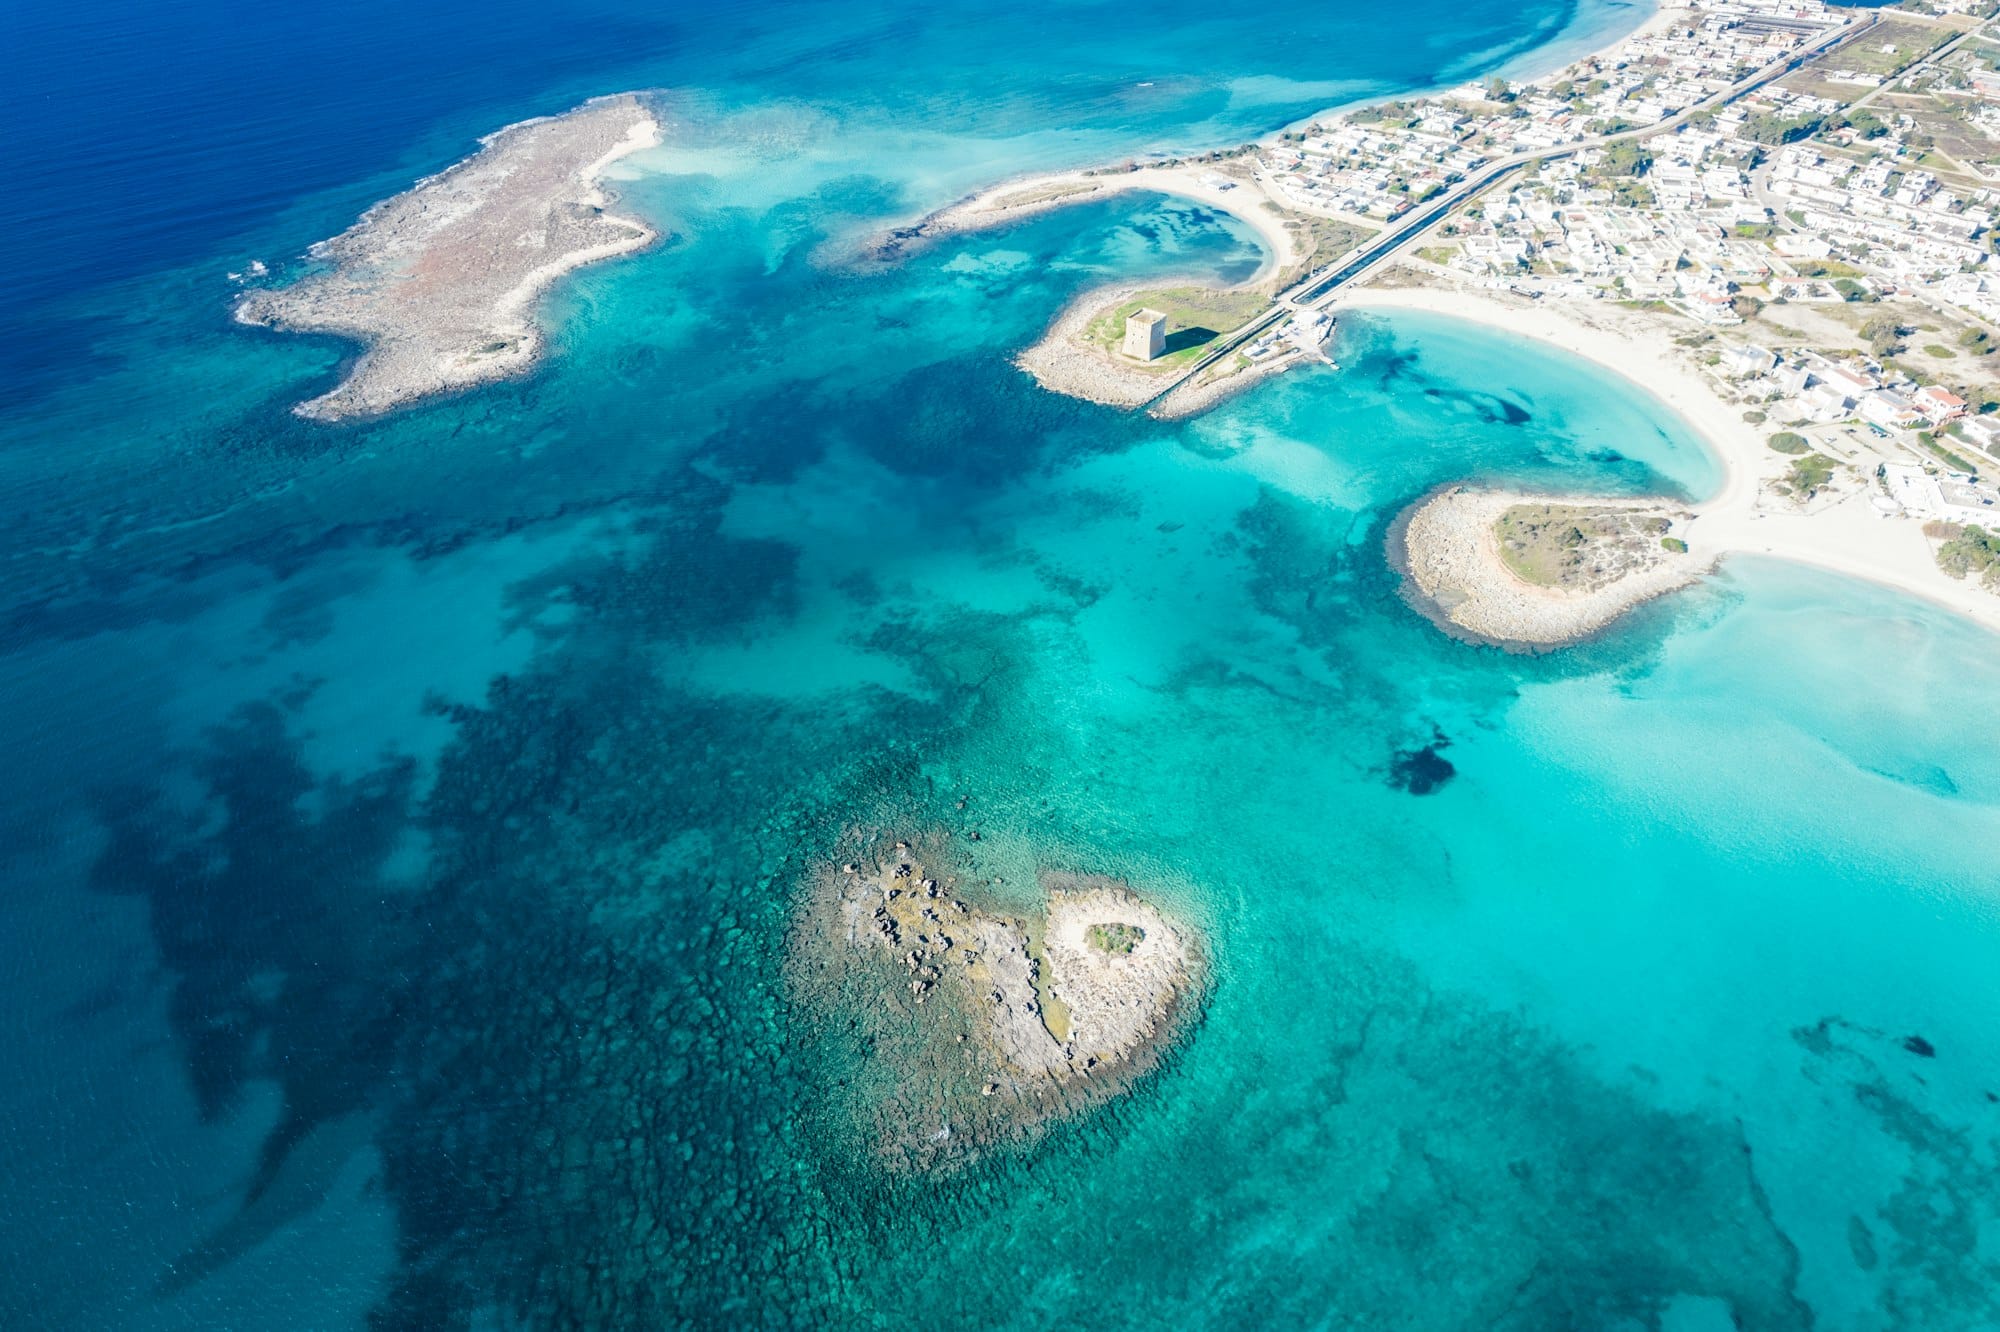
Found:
1123,309 -> 1168,361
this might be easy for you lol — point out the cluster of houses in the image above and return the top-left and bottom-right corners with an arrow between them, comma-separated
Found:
1314,0 -> 2000,336
1880,461 -> 2000,521
1934,269 -> 2000,322
1725,345 -> 1982,441
1768,143 -> 1994,280
1248,0 -> 2000,456
1256,0 -> 1845,225
1438,158 -> 1775,322
1264,125 -> 1487,221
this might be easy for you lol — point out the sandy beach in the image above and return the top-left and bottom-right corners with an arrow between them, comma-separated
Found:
895,162 -> 1308,281
880,4 -> 1677,278
1347,282 -> 2000,639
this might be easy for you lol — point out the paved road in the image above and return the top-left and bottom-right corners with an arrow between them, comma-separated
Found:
1150,11 -> 1878,403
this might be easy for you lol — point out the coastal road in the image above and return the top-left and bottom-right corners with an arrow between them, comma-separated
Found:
1149,10 -> 1878,403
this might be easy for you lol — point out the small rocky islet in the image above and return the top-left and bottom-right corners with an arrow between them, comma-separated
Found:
1392,485 -> 1700,650
236,93 -> 661,421
787,834 -> 1202,1173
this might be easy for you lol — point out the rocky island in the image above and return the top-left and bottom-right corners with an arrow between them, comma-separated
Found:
237,94 -> 661,421
788,835 -> 1202,1173
1394,487 -> 1701,649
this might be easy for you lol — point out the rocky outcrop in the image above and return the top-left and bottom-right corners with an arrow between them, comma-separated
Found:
788,836 -> 1201,1173
1393,486 -> 1703,649
237,94 -> 661,421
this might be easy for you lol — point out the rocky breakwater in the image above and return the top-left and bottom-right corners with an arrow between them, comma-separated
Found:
788,837 -> 1202,1173
237,94 -> 661,421
1393,487 -> 1704,650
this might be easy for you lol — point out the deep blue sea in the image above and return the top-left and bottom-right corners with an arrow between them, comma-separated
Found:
6,0 -> 2000,1326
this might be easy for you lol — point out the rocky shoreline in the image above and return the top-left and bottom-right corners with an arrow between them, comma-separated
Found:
1153,344 -> 1306,419
1014,285 -> 1171,409
236,93 -> 661,421
1015,282 -> 1324,417
788,834 -> 1201,1173
862,178 -> 1117,267
1392,486 -> 1703,650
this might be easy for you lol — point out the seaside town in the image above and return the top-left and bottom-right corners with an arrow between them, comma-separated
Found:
1251,0 -> 2000,535
27,2 -> 2000,1324
913,0 -> 2000,633
227,0 -> 2000,641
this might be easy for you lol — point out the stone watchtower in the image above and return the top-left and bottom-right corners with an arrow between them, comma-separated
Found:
1123,309 -> 1167,361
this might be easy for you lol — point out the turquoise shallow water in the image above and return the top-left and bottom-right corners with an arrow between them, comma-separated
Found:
6,0 -> 2000,1326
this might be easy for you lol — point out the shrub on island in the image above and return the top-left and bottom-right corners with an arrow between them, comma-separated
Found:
1784,453 -> 1837,499
1085,922 -> 1146,955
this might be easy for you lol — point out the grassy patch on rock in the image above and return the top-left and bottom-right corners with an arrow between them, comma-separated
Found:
1085,922 -> 1146,955
1494,503 -> 1675,591
1084,286 -> 1270,372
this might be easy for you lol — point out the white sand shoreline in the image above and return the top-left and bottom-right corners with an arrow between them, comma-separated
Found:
874,3 -> 1668,277
1348,284 -> 2000,640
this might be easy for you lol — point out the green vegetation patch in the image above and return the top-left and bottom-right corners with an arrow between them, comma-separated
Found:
1494,503 -> 1674,591
1769,431 -> 1811,454
1276,214 -> 1375,286
994,182 -> 1101,209
1740,110 -> 1827,146
1860,315 -> 1903,356
1780,453 -> 1838,499
1931,523 -> 2000,588
1085,922 -> 1147,955
1084,286 -> 1271,372
1921,433 -> 1980,473
1601,139 -> 1652,177
1793,259 -> 1865,280
1823,19 -> 1949,78
1660,537 -> 1688,554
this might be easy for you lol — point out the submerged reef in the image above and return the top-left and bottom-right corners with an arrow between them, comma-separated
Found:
236,94 -> 660,421
788,834 -> 1202,1172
